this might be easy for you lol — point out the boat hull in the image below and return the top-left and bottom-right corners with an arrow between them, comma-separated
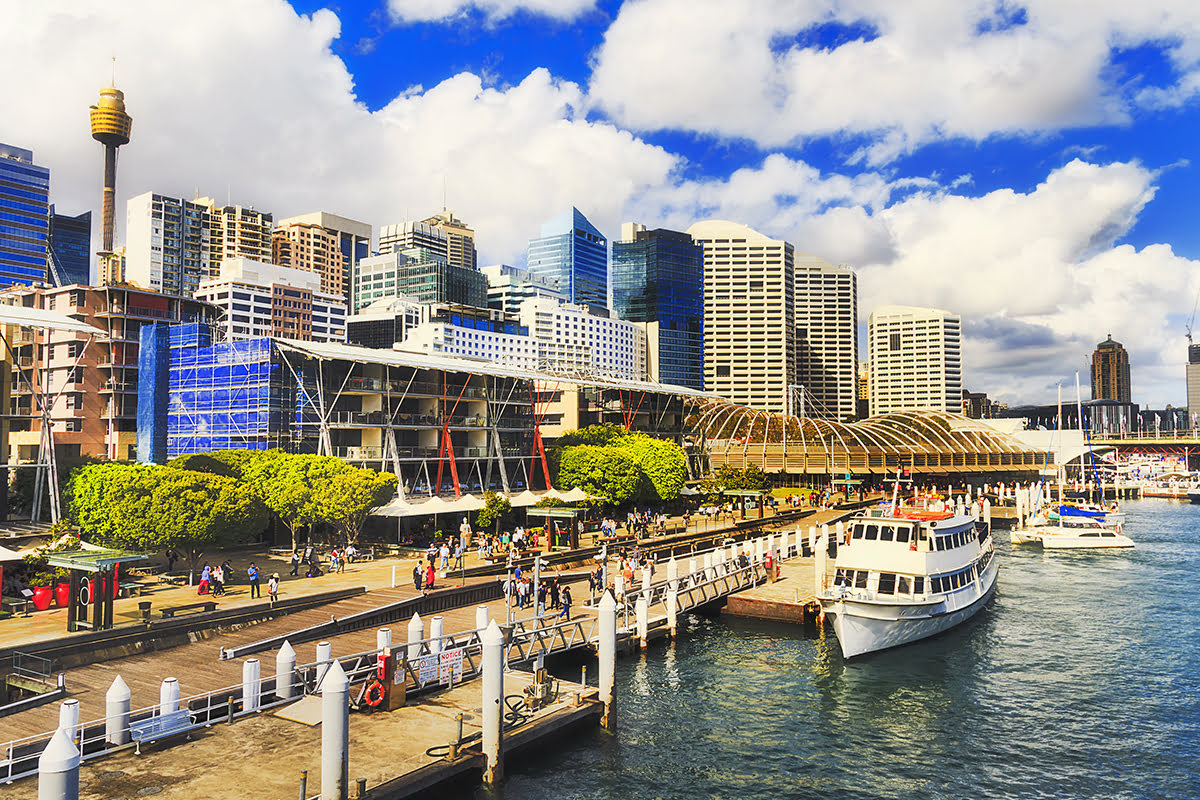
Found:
1040,534 -> 1135,549
822,564 -> 998,659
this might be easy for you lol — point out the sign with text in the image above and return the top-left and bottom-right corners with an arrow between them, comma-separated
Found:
417,653 -> 439,685
439,648 -> 464,685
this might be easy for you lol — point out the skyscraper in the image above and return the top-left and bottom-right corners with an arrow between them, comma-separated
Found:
354,249 -> 488,312
1186,345 -> 1200,427
527,208 -> 608,309
47,206 -> 92,286
203,201 -> 272,277
687,220 -> 796,413
89,85 -> 132,257
1091,335 -> 1131,402
794,253 -> 858,420
612,223 -> 704,390
423,210 -> 477,270
276,212 -> 371,302
272,221 -> 346,298
124,192 -> 211,296
0,143 -> 49,287
868,305 -> 963,414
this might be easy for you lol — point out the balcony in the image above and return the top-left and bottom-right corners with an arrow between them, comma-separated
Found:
101,380 -> 138,393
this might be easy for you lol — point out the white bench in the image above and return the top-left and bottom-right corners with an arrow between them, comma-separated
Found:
129,709 -> 194,753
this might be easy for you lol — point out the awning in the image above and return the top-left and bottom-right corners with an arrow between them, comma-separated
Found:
45,548 -> 147,573
507,490 -> 544,508
679,486 -> 701,496
0,305 -> 106,336
559,487 -> 598,503
0,545 -> 24,563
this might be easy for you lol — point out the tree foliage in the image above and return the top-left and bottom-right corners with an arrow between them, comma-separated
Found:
326,468 -> 398,545
713,464 -> 771,491
66,463 -> 267,571
550,428 -> 687,507
556,445 -> 647,506
475,491 -> 512,535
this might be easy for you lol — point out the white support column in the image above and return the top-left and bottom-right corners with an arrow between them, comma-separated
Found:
983,498 -> 992,528
476,604 -> 490,631
37,729 -> 79,800
315,641 -> 333,690
57,699 -> 79,746
407,613 -> 423,663
666,585 -> 678,638
159,678 -> 179,716
636,594 -> 649,650
376,628 -> 392,651
242,658 -> 261,713
666,557 -> 678,590
105,676 -> 130,746
815,529 -> 829,596
641,565 -> 652,598
598,591 -> 616,732
821,524 -> 830,549
320,659 -> 349,800
276,641 -> 297,701
808,525 -> 817,556
430,616 -> 444,655
481,620 -> 505,785
687,557 -> 697,578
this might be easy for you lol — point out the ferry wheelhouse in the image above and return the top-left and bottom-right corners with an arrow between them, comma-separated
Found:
819,502 -> 997,659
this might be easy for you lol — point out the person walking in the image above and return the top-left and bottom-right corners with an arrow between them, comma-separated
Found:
558,584 -> 572,621
197,563 -> 211,595
425,563 -> 436,591
247,562 -> 261,599
453,542 -> 464,570
289,550 -> 300,577
211,564 -> 224,597
267,573 -> 280,603
413,562 -> 424,592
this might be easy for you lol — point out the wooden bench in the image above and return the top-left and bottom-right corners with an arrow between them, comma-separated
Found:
119,581 -> 148,598
159,571 -> 190,585
1,598 -> 29,617
160,601 -> 217,618
129,709 -> 195,754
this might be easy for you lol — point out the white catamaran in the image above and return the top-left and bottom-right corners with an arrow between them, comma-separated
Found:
819,497 -> 998,659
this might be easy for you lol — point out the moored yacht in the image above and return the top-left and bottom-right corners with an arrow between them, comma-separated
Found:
1011,516 -> 1134,549
818,501 -> 997,659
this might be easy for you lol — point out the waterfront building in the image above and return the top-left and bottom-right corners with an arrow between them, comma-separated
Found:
271,220 -> 346,298
47,206 -> 92,286
0,143 -> 50,287
1091,335 -> 1131,403
275,211 -> 370,302
526,208 -> 608,309
794,253 -> 858,420
517,296 -> 647,381
353,249 -> 488,313
686,220 -> 795,413
195,257 -> 346,343
88,85 -> 131,257
1,282 -> 212,461
203,200 -> 272,278
612,223 -> 704,391
480,264 -> 567,316
869,305 -> 962,414
123,192 -> 211,296
1187,344 -> 1200,426
344,296 -> 423,349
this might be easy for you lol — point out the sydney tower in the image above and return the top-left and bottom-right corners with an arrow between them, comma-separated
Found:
89,86 -> 132,256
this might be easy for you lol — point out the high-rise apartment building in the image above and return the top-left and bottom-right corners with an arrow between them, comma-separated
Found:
424,210 -> 476,270
204,201 -> 272,276
612,223 -> 704,391
0,143 -> 50,287
794,253 -> 858,420
1091,335 -> 1131,402
379,210 -> 475,270
354,248 -> 488,312
271,221 -> 345,298
124,192 -> 211,295
868,305 -> 962,414
195,257 -> 346,343
857,360 -> 870,418
275,211 -> 370,301
47,206 -> 92,286
481,264 -> 568,316
1186,345 -> 1200,426
527,208 -> 608,309
686,220 -> 795,413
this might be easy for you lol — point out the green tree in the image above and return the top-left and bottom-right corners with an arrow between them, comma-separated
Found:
554,423 -> 626,448
475,491 -> 512,537
613,433 -> 686,501
244,453 -> 350,550
66,463 -> 267,574
325,468 -> 398,546
556,445 -> 647,506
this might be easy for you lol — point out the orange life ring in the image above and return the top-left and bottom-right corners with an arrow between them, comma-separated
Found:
364,679 -> 385,708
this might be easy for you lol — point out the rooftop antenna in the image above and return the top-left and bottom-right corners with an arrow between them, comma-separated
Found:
111,55 -> 117,86
443,175 -> 447,212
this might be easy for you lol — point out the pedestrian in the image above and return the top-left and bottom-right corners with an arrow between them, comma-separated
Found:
413,562 -> 424,592
329,549 -> 340,574
425,563 -> 436,590
268,573 -> 280,603
247,562 -> 261,599
559,584 -> 572,621
289,550 -> 300,577
165,549 -> 178,571
337,550 -> 346,573
211,564 -> 224,597
439,542 -> 450,570
453,542 -> 464,570
221,559 -> 235,585
197,563 -> 211,595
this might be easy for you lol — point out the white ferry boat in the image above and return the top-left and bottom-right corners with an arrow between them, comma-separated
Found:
818,502 -> 997,659
1011,516 -> 1134,549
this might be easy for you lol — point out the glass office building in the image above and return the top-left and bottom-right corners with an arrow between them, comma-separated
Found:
612,226 -> 705,390
48,206 -> 92,286
0,143 -> 50,287
527,207 -> 608,309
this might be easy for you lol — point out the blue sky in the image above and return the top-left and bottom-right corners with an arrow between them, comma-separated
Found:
7,0 -> 1200,409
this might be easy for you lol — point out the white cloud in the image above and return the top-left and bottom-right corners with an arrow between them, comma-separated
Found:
1,0 -> 673,268
387,0 -> 597,23
589,0 -> 1200,161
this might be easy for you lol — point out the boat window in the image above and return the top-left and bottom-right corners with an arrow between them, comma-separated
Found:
897,576 -> 910,595
895,526 -> 910,543
878,573 -> 896,594
880,525 -> 895,542
834,568 -> 848,586
864,525 -> 879,541
932,576 -> 944,593
914,576 -> 924,594
851,525 -> 864,540
853,570 -> 868,589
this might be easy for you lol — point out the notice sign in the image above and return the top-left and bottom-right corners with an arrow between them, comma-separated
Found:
417,653 -> 439,686
439,648 -> 464,685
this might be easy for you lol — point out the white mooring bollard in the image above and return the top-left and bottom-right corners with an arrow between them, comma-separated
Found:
105,675 -> 131,746
159,677 -> 180,716
320,659 -> 349,800
598,591 -> 617,732
37,728 -> 80,800
430,616 -> 444,655
481,620 -> 505,785
636,594 -> 649,650
407,612 -> 424,663
476,604 -> 490,631
57,699 -> 79,745
276,640 -> 297,701
242,658 -> 262,713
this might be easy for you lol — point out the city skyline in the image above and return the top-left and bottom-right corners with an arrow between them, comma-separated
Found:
6,1 -> 1200,407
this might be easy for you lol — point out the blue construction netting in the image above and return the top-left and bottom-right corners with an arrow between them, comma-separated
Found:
136,322 -> 171,463
168,322 -> 213,350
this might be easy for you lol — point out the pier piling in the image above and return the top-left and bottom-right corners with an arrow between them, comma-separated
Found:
321,658 -> 350,800
315,641 -> 333,690
37,728 -> 79,800
481,620 -> 505,785
407,613 -> 423,663
105,675 -> 130,746
160,677 -> 180,716
242,658 -> 261,713
598,591 -> 617,732
476,604 -> 489,631
277,641 -> 296,700
431,616 -> 444,655
57,699 -> 79,745
377,627 -> 392,650
636,594 -> 649,650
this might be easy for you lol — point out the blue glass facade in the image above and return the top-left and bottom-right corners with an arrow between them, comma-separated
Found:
612,228 -> 705,391
48,205 -> 92,286
0,143 -> 49,287
527,207 -> 608,308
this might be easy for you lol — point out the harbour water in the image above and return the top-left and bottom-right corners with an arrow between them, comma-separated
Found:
499,499 -> 1199,799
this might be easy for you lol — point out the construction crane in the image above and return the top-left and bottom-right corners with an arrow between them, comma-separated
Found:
1189,284 -> 1200,346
